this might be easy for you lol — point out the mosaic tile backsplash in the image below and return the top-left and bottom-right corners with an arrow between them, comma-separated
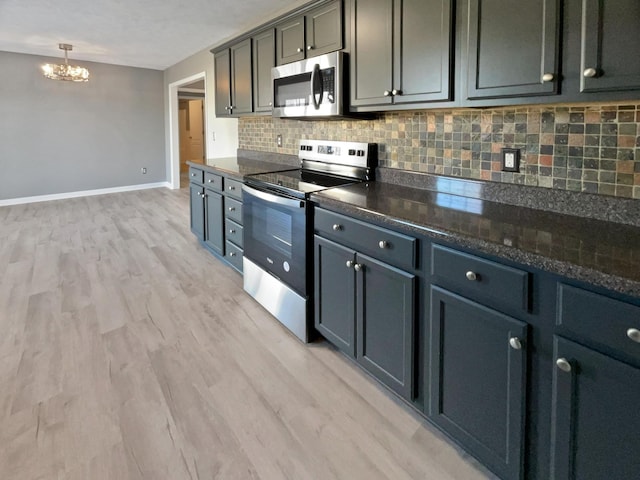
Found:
238,104 -> 640,199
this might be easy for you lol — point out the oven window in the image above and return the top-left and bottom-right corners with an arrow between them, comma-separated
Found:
257,207 -> 292,257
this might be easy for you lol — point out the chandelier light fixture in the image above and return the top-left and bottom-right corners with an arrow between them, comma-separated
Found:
42,44 -> 90,82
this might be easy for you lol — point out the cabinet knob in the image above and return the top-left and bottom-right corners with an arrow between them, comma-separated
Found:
353,263 -> 363,272
378,240 -> 389,249
269,102 -> 273,106
542,73 -> 554,82
391,89 -> 402,96
228,207 -> 235,212
627,328 -> 640,343
297,47 -> 303,53
191,173 -> 197,177
228,186 -> 236,191
332,224 -> 342,231
383,90 -> 391,96
583,67 -> 598,78
556,358 -> 572,373
465,271 -> 478,281
229,252 -> 236,257
509,337 -> 523,350
346,260 -> 354,268
307,45 -> 313,51
229,229 -> 236,234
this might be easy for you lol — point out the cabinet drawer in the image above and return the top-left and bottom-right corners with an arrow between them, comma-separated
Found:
315,208 -> 417,271
204,172 -> 223,192
431,244 -> 530,313
189,166 -> 204,184
225,197 -> 243,224
557,284 -> 640,362
225,218 -> 243,248
225,241 -> 243,272
225,178 -> 243,200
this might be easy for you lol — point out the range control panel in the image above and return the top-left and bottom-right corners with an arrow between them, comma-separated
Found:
298,139 -> 376,168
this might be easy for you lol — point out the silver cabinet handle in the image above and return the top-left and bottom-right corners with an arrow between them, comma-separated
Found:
207,179 -> 213,183
332,224 -> 342,231
542,73 -> 554,82
191,173 -> 197,177
583,67 -> 597,78
229,229 -> 236,234
228,186 -> 236,191
466,271 -> 478,281
378,240 -> 389,249
353,263 -> 362,272
346,260 -> 354,268
509,337 -> 522,350
556,358 -> 572,373
391,89 -> 402,96
229,252 -> 236,257
228,207 -> 235,212
297,47 -> 303,53
269,102 -> 273,106
307,45 -> 313,51
383,90 -> 391,96
627,328 -> 640,343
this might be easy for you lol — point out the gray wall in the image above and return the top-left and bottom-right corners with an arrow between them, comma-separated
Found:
0,51 -> 165,201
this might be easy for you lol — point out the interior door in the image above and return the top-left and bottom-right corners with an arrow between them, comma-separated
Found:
188,99 -> 204,161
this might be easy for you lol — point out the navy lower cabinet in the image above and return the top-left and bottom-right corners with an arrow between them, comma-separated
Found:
551,336 -> 640,480
314,208 -> 418,401
204,190 -> 224,255
428,286 -> 528,480
189,184 -> 205,240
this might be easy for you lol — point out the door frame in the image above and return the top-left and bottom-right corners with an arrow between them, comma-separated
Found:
168,72 -> 207,189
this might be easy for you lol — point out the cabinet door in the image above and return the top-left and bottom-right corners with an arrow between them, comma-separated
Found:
252,29 -> 275,113
393,0 -> 453,104
356,253 -> 415,400
276,15 -> 305,65
551,337 -> 640,480
350,0 -> 394,107
465,0 -> 559,99
314,236 -> 357,357
204,190 -> 224,255
190,185 -> 205,240
230,39 -> 253,115
580,0 -> 640,92
214,49 -> 231,116
306,0 -> 343,57
428,286 -> 527,480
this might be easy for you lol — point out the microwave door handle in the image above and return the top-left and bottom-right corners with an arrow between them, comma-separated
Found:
310,63 -> 323,109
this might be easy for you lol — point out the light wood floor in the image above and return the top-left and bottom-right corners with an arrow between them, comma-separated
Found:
0,188 -> 494,480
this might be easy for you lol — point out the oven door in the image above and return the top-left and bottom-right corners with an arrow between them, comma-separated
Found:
242,184 -> 309,296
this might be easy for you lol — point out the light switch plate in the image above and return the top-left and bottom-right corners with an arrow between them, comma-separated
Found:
501,148 -> 520,172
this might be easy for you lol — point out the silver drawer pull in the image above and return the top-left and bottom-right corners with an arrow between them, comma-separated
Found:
191,173 -> 197,177
353,263 -> 363,272
378,240 -> 389,249
307,45 -> 313,51
509,337 -> 522,350
346,260 -> 354,268
465,271 -> 478,281
297,47 -> 303,53
556,358 -> 572,373
229,252 -> 236,257
228,207 -> 235,212
228,186 -> 236,191
332,224 -> 342,231
627,328 -> 640,343
542,73 -> 554,82
583,67 -> 597,78
229,229 -> 236,234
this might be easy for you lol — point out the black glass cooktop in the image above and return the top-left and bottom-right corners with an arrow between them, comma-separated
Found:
245,169 -> 359,199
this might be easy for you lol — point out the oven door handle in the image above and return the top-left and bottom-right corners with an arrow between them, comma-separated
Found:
242,184 -> 305,209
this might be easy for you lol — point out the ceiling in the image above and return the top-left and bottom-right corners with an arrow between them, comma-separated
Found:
0,0 -> 306,70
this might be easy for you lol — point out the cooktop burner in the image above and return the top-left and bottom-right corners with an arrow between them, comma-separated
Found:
244,139 -> 377,199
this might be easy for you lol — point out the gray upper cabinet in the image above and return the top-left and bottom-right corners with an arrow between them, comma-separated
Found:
350,0 -> 453,109
579,0 -> 640,93
214,39 -> 253,116
275,0 -> 343,65
252,29 -> 275,113
464,0 -> 560,100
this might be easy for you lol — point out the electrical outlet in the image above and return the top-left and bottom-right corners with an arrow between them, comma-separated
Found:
141,167 -> 147,174
276,134 -> 283,147
501,148 -> 520,172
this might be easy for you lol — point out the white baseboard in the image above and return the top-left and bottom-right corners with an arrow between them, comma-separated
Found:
0,182 -> 172,207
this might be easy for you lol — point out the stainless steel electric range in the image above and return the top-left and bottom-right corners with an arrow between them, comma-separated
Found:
242,139 -> 377,342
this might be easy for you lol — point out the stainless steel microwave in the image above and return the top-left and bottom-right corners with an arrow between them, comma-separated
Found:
271,51 -> 346,118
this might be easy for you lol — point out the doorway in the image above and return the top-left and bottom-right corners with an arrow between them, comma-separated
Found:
168,73 -> 207,190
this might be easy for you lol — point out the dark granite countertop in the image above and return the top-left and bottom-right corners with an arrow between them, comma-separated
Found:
311,181 -> 640,298
187,156 -> 297,180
